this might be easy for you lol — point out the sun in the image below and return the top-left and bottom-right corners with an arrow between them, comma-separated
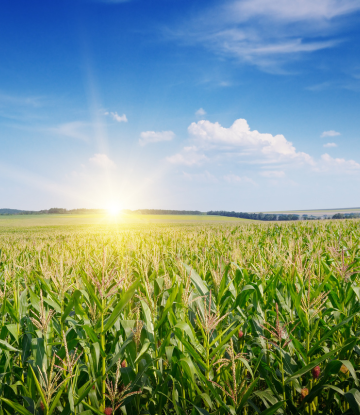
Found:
106,203 -> 122,216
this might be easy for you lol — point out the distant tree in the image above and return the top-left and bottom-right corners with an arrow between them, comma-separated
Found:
48,208 -> 67,214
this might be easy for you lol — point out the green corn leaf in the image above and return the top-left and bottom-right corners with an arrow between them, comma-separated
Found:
29,366 -> 48,411
193,406 -> 210,415
0,339 -> 20,352
82,401 -> 104,415
209,324 -> 238,358
83,324 -> 99,343
80,272 -> 103,311
99,278 -> 140,333
135,338 -> 151,363
308,313 -> 356,356
344,389 -> 360,415
260,401 -> 284,415
184,264 -> 209,296
0,398 -> 34,415
340,360 -> 359,386
237,377 -> 259,412
75,377 -> 100,406
155,284 -> 178,330
61,290 -> 82,323
286,339 -> 353,383
48,381 -> 67,415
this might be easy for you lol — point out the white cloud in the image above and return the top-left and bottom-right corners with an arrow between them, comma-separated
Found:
49,121 -> 89,141
111,112 -> 127,122
188,118 -> 313,163
195,108 -> 206,117
183,170 -> 218,183
167,147 -> 208,166
230,0 -> 360,21
321,130 -> 341,137
319,153 -> 360,172
89,153 -> 116,169
103,111 -> 127,122
260,170 -> 285,178
166,118 -> 360,178
224,174 -> 256,185
139,130 -> 175,146
323,142 -> 338,148
171,0 -> 358,71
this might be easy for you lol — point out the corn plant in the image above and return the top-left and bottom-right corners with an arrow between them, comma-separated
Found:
0,219 -> 359,414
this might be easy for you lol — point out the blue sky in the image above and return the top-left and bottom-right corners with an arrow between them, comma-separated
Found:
1,0 -> 360,212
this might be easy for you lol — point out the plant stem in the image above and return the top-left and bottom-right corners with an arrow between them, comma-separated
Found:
101,301 -> 106,411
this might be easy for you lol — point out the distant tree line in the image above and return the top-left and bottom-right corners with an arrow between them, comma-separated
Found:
208,211 -> 360,221
207,211 -> 300,221
0,208 -> 105,215
332,213 -> 360,219
0,208 -> 204,216
1,208 -> 359,220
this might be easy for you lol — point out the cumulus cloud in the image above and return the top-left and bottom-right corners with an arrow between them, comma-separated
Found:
195,108 -> 206,117
187,118 -> 313,163
139,130 -> 175,146
223,174 -> 256,185
166,118 -> 360,178
260,170 -> 285,178
321,130 -> 341,137
323,142 -> 338,148
319,153 -> 360,172
89,153 -> 116,169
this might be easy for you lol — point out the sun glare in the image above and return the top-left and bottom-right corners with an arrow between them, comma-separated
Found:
107,203 -> 122,216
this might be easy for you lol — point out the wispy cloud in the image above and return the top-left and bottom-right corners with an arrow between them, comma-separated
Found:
260,170 -> 285,178
89,153 -> 116,169
48,121 -> 90,141
167,146 -> 208,166
0,92 -> 44,108
183,170 -> 218,183
323,142 -> 338,147
229,0 -> 360,21
139,130 -> 175,146
321,130 -> 341,137
224,174 -> 256,185
306,82 -> 332,91
170,0 -> 358,71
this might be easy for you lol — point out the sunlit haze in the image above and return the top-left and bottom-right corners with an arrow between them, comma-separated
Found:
1,0 -> 360,212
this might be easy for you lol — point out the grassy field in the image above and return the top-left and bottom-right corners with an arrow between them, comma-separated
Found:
0,218 -> 359,415
0,213 -> 253,231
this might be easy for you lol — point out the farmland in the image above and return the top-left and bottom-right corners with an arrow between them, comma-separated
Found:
0,217 -> 360,415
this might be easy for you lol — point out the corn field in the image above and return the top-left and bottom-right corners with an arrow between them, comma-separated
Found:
0,220 -> 360,415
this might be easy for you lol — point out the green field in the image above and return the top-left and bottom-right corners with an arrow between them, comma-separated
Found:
0,213 -> 253,231
0,218 -> 359,414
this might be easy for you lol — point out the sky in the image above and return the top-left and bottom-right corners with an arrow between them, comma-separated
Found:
1,0 -> 360,212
